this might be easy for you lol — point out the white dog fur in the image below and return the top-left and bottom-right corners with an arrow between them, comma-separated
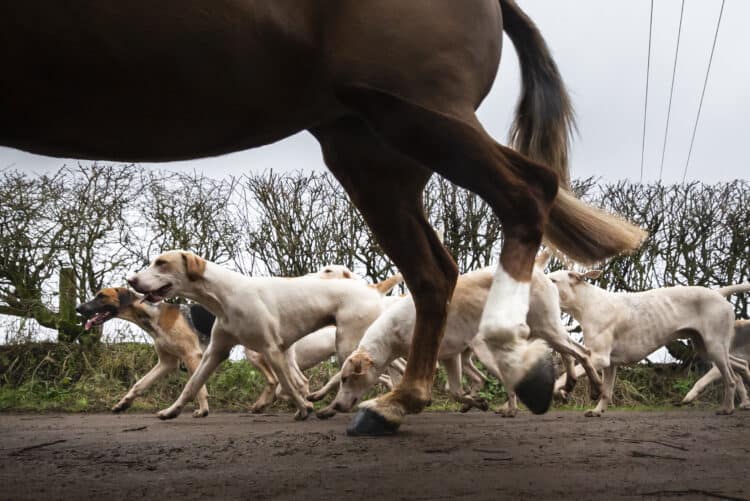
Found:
546,271 -> 750,416
127,250 -> 400,420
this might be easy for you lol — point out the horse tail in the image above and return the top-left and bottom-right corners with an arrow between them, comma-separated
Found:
499,0 -> 573,184
500,0 -> 646,264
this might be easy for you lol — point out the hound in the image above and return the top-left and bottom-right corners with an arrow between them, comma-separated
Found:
244,267 -> 404,412
5,0 -> 646,435
127,250 -> 400,420
76,288 -> 214,417
546,271 -> 750,416
317,264 -> 601,419
681,319 -> 750,406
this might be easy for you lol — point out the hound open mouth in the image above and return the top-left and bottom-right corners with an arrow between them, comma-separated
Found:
84,311 -> 112,330
143,284 -> 172,303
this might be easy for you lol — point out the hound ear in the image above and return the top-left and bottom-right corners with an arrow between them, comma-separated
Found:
568,271 -> 583,282
583,270 -> 602,280
117,288 -> 134,308
343,269 -> 353,279
342,351 -> 373,377
182,252 -> 206,281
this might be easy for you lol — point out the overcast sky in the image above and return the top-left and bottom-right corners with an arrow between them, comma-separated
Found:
2,0 -> 747,184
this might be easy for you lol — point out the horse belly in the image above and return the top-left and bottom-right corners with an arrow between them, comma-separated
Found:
0,0 -> 332,161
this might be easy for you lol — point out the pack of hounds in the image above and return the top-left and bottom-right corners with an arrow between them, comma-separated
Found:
75,248 -> 750,424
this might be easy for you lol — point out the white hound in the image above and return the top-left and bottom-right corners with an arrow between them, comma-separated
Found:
127,250 -> 399,420
681,319 -> 750,406
318,263 -> 600,418
546,271 -> 750,416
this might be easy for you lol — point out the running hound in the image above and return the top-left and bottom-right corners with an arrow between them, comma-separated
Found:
681,319 -> 750,407
317,262 -> 600,419
127,251 -> 401,420
546,272 -> 750,416
76,288 -> 214,417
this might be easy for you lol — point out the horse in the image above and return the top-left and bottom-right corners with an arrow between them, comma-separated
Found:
0,0 -> 645,435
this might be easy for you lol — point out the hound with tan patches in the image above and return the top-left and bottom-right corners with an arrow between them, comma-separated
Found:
547,272 -> 750,416
76,288 -> 214,417
317,264 -> 601,419
127,251 -> 401,421
681,319 -> 750,406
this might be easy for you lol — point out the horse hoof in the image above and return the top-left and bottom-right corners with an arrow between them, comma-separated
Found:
514,356 -> 554,415
346,407 -> 400,436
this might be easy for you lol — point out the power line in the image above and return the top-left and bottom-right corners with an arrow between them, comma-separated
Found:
658,0 -> 686,183
639,0 -> 655,183
682,0 -> 726,183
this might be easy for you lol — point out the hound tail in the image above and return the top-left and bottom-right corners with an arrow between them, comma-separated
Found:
715,283 -> 750,297
371,273 -> 404,295
499,0 -> 647,265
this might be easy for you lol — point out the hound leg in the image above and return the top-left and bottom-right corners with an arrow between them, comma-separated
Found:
710,352 -> 737,415
462,349 -> 488,394
113,353 -> 178,413
307,371 -> 341,402
496,392 -> 519,418
469,337 -> 517,416
546,331 -> 603,400
313,118 -> 458,435
263,345 -> 314,421
245,348 -> 280,413
442,356 -> 489,412
157,335 -> 233,420
183,352 -> 210,418
729,358 -> 750,408
681,365 -> 721,405
585,365 -> 617,417
553,364 -> 587,400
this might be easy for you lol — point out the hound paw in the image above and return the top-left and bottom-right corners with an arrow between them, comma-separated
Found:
584,410 -> 602,418
294,404 -> 314,421
316,406 -> 337,420
716,408 -> 734,416
112,401 -> 132,413
739,402 -> 750,410
157,407 -> 181,420
495,407 -> 518,418
192,409 -> 209,418
306,390 -> 327,403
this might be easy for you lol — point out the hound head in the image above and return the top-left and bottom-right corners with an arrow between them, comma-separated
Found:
545,269 -> 602,311
320,350 -> 377,417
313,265 -> 357,280
127,250 -> 206,302
76,287 -> 137,330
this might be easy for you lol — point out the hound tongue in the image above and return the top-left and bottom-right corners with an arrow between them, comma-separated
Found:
84,312 -> 110,330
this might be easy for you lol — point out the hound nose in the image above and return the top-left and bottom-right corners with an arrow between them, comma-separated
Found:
126,275 -> 138,289
75,304 -> 85,314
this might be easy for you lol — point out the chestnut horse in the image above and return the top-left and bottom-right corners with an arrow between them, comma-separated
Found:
0,0 -> 645,434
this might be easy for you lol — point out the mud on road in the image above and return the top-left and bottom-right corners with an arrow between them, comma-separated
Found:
1,410 -> 748,500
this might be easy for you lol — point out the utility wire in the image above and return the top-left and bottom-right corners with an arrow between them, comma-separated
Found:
682,0 -> 725,183
639,0 -> 654,183
658,0 -> 686,183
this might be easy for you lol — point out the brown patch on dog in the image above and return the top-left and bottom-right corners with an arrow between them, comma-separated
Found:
370,273 -> 403,295
343,351 -> 374,378
157,304 -> 181,332
182,252 -> 206,281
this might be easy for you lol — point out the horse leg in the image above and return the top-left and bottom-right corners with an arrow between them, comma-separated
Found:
332,86 -> 558,414
312,117 -> 458,435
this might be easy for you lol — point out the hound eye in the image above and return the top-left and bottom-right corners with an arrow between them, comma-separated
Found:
154,259 -> 166,267
341,376 -> 349,384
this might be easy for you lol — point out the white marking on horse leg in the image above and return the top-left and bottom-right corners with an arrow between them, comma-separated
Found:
477,263 -> 537,388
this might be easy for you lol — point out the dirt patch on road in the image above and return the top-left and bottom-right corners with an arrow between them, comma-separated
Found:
1,410 -> 748,500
